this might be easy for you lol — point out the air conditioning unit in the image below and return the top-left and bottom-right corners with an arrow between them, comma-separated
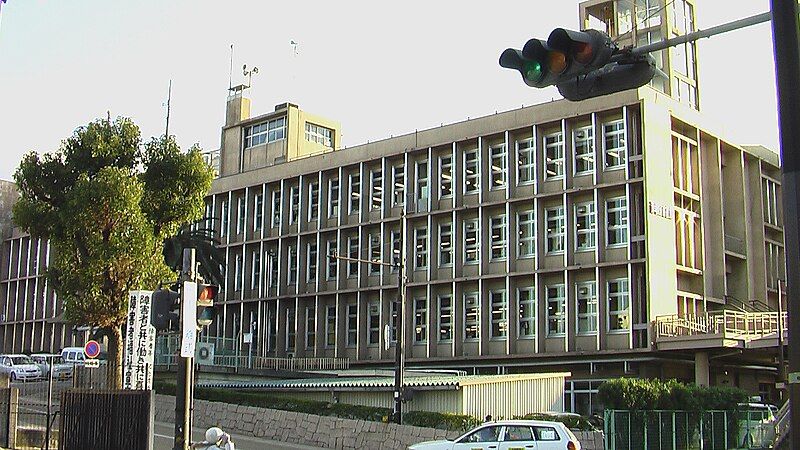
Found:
196,343 -> 215,366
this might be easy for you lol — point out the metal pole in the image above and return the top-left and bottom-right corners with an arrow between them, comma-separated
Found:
44,356 -> 53,450
778,280 -> 786,400
770,0 -> 800,446
393,261 -> 404,424
174,248 -> 195,450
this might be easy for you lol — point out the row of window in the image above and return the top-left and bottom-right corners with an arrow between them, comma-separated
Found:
261,279 -> 630,353
243,118 -> 333,150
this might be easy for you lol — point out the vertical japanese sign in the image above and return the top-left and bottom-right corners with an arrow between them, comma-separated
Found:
123,290 -> 155,390
180,281 -> 197,358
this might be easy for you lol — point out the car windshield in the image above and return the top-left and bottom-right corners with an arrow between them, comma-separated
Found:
11,356 -> 33,365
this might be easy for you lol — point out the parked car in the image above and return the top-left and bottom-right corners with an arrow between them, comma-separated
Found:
60,347 -> 86,365
738,402 -> 777,448
30,353 -> 73,380
0,354 -> 43,382
408,419 -> 581,450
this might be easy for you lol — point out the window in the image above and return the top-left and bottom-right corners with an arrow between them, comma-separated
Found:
608,279 -> 630,331
305,122 -> 332,147
308,182 -> 319,221
460,426 -> 501,444
416,160 -> 429,204
368,301 -> 380,345
346,303 -> 357,347
287,244 -> 297,284
763,178 -> 780,226
271,189 -> 282,228
464,292 -> 480,341
606,197 -> 628,246
767,242 -> 783,290
307,243 -> 317,282
268,250 -> 278,288
545,206 -> 565,254
547,284 -> 566,336
369,233 -> 381,275
286,307 -> 296,351
236,197 -> 245,234
518,287 -> 536,338
575,201 -> 596,251
440,155 -> 453,197
503,426 -> 534,442
244,117 -> 285,148
220,200 -> 228,237
573,125 -> 594,175
517,138 -> 535,184
464,149 -> 479,194
604,120 -> 626,169
289,186 -> 300,225
490,290 -> 507,339
371,169 -> 382,210
326,239 -> 337,280
347,236 -> 359,278
544,132 -> 564,179
414,298 -> 427,343
533,426 -> 559,442
349,173 -> 360,214
490,144 -> 507,189
251,252 -> 261,290
305,307 -> 315,349
328,177 -> 339,218
392,165 -> 405,206
390,301 -> 398,343
390,230 -> 402,271
576,281 -> 598,334
325,305 -> 336,347
234,254 -> 242,291
439,222 -> 453,267
414,227 -> 428,270
254,193 -> 263,231
518,210 -> 536,258
439,295 -> 452,342
490,215 -> 507,261
464,219 -> 480,264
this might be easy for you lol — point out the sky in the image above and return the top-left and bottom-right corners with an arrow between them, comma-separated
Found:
0,1 -> 779,182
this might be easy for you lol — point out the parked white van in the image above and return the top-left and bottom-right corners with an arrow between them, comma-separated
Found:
60,347 -> 86,365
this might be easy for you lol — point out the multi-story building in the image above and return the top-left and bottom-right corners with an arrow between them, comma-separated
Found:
0,0 -> 786,415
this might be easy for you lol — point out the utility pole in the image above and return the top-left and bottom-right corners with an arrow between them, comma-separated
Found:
174,249 -> 196,450
328,251 -> 405,424
770,0 -> 800,444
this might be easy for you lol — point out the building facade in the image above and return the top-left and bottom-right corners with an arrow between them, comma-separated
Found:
0,0 -> 786,416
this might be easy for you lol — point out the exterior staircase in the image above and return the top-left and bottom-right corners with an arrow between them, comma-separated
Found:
774,400 -> 791,449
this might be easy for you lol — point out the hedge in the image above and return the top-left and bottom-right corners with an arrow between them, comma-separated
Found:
597,378 -> 748,411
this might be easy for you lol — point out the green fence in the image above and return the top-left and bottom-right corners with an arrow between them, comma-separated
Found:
604,409 -> 775,450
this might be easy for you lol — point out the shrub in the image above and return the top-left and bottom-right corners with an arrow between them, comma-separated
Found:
404,411 -> 480,432
513,413 -> 597,431
598,378 -> 748,412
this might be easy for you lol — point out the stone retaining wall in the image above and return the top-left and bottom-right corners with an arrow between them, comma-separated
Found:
153,394 -> 603,449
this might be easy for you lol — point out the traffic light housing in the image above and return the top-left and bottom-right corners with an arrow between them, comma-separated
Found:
151,287 -> 179,331
196,283 -> 219,327
500,28 -> 655,101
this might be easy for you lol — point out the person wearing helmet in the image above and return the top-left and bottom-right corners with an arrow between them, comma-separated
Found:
190,427 -> 235,450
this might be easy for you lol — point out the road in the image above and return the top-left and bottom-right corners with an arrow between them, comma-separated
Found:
152,422 -> 326,450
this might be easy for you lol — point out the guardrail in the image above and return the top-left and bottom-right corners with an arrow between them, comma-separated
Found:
655,310 -> 787,339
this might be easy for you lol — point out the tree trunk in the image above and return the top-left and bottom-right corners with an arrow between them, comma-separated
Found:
106,324 -> 123,389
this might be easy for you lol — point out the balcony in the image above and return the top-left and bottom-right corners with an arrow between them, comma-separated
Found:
653,310 -> 787,351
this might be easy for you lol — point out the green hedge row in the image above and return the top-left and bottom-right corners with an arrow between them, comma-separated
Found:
597,378 -> 748,411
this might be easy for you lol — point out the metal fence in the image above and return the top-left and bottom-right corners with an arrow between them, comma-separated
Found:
59,389 -> 152,450
605,409 -> 776,450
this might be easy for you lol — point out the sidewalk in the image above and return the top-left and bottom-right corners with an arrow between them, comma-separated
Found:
152,421 -> 326,450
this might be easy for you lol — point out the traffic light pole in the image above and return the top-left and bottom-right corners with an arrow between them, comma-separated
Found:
770,0 -> 800,444
174,248 -> 195,450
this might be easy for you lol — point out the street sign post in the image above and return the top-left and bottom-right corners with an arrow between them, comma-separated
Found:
83,340 -> 100,359
84,359 -> 100,369
123,290 -> 156,390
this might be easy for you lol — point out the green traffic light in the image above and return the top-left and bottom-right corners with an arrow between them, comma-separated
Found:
524,61 -> 544,83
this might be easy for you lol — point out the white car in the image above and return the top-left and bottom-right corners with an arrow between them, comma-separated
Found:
408,420 -> 581,450
737,402 -> 777,448
31,353 -> 74,380
0,354 -> 43,382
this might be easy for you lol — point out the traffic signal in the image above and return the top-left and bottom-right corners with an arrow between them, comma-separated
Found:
500,28 -> 655,101
196,283 -> 219,327
151,287 -> 179,331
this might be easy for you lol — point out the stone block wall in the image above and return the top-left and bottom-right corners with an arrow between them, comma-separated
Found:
153,394 -> 603,450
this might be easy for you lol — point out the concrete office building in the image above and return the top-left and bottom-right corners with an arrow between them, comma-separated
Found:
0,0 -> 786,416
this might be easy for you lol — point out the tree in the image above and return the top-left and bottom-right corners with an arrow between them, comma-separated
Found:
13,117 -> 213,388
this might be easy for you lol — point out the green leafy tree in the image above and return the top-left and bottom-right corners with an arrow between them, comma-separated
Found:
13,117 -> 213,388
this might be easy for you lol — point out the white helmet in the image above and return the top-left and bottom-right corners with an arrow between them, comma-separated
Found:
205,427 -> 224,444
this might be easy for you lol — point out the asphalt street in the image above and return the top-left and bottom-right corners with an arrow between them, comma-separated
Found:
152,422 -> 326,450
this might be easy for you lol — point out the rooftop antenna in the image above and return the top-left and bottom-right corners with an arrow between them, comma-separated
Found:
290,40 -> 299,56
165,79 -> 172,140
228,44 -> 234,91
243,64 -> 259,88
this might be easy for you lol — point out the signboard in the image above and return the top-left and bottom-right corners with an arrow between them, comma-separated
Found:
84,359 -> 100,369
180,281 -> 198,358
243,332 -> 252,344
123,290 -> 155,390
789,372 -> 800,384
84,340 -> 101,359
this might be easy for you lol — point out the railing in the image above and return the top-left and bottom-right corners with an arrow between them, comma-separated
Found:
155,353 -> 349,371
774,401 -> 791,447
655,310 -> 787,339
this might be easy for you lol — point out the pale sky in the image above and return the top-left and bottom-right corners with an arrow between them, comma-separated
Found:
0,1 -> 778,182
